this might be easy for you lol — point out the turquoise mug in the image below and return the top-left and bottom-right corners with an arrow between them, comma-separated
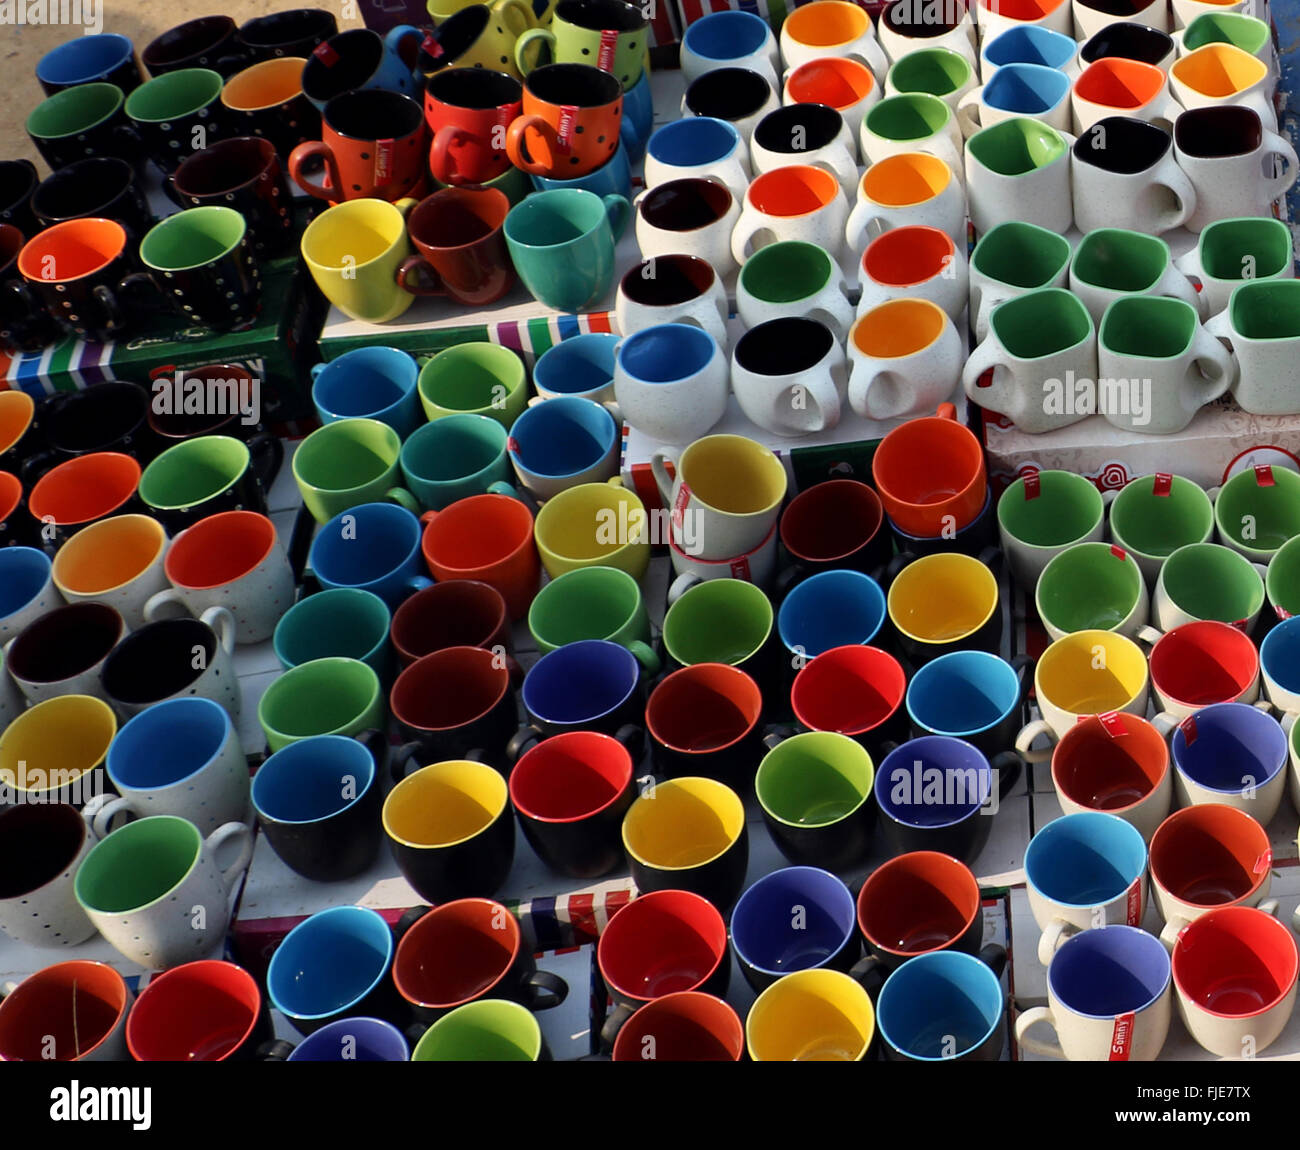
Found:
273,587 -> 394,683
399,413 -> 519,511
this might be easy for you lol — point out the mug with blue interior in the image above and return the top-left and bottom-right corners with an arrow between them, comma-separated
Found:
251,731 -> 387,882
1169,701 -> 1289,826
532,331 -> 620,402
777,569 -> 888,665
876,950 -> 1007,1061
311,347 -> 421,437
730,866 -> 860,994
906,650 -> 1032,764
506,394 -> 619,501
308,502 -> 432,609
980,25 -> 1078,77
36,33 -> 143,96
268,1017 -> 410,1061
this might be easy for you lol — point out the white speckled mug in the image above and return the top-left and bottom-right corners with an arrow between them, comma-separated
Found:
0,802 -> 100,948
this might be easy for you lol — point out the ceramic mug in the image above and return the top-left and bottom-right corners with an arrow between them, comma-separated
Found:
506,395 -> 619,500
1071,115 -> 1195,234
679,9 -> 780,88
736,240 -> 854,340
298,26 -> 423,110
0,693 -> 117,807
1109,472 -> 1216,584
682,67 -> 780,147
967,220 -> 1073,341
423,66 -> 522,187
1069,227 -> 1201,326
300,196 -> 419,323
1077,21 -> 1177,71
885,45 -> 978,111
1168,42 -> 1277,128
780,1 -> 889,77
643,117 -> 751,201
634,177 -> 740,277
871,404 -> 986,537
980,23 -> 1078,78
849,299 -> 963,421
0,803 -> 100,949
219,57 -> 322,159
533,480 -> 651,580
169,136 -> 295,258
731,317 -> 848,435
1153,542 -> 1267,632
1146,619 -> 1261,719
421,492 -> 541,619
1071,57 -> 1181,135
51,513 -> 168,630
418,342 -> 529,428
964,116 -> 1075,237
514,0 -> 648,90
856,225 -> 968,320
750,104 -> 857,199
783,56 -> 880,155
997,469 -> 1110,590
860,92 -> 964,174
1074,0 -> 1170,39
101,608 -> 239,720
4,602 -> 126,707
505,63 -> 623,178
616,254 -> 729,348
845,151 -> 965,248
877,0 -> 977,66
614,323 -> 729,445
504,187 -> 629,311
1175,216 -> 1296,318
1166,702 -> 1288,826
1036,542 -> 1150,640
1206,280 -> 1300,417
36,32 -> 144,96
0,961 -> 133,1061
956,62 -> 1072,137
731,164 -> 850,270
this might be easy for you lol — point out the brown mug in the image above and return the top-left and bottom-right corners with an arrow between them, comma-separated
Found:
398,187 -> 516,306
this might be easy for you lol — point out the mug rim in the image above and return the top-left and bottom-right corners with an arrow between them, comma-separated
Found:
252,733 -> 378,825
621,775 -> 745,870
0,959 -> 129,1061
51,513 -> 167,597
267,904 -> 395,1021
125,958 -> 261,1061
1148,801 -> 1270,905
876,949 -> 1004,1060
392,897 -> 521,1009
74,813 -> 203,915
382,758 -> 509,850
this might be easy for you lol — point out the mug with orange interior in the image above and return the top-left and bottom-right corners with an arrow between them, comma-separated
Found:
870,402 -> 986,536
221,57 -> 322,157
27,452 -> 142,549
1072,57 -> 1182,134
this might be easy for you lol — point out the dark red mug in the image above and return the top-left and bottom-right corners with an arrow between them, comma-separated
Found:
398,187 -> 516,306
389,579 -> 512,667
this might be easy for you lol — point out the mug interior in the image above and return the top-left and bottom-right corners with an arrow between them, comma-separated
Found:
597,889 -> 727,1000
102,618 -> 217,705
622,776 -> 744,868
75,815 -> 201,914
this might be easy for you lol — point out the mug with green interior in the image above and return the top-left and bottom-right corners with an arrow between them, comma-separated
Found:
864,93 -> 953,144
1158,542 -> 1266,627
138,434 -> 251,517
1266,534 -> 1300,620
1035,541 -> 1147,638
1108,473 -> 1216,584
1213,464 -> 1300,563
527,565 -> 658,670
661,578 -> 774,669
1179,12 -> 1272,59
739,240 -> 838,306
417,343 -> 529,429
26,82 -> 133,169
887,47 -> 974,102
257,656 -> 385,753
411,999 -> 546,1061
965,116 -> 1069,176
996,469 -> 1108,590
292,417 -> 415,524
124,68 -> 226,173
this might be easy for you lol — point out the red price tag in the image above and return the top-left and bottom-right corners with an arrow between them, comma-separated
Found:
555,104 -> 580,153
1109,1012 -> 1136,1061
730,557 -> 751,580
313,41 -> 339,66
672,482 -> 691,534
1110,544 -> 1127,561
422,33 -> 444,58
1255,464 -> 1276,487
1254,849 -> 1273,875
1126,877 -> 1142,926
374,139 -> 395,184
1180,715 -> 1198,744
1152,473 -> 1172,497
597,29 -> 619,72
1023,469 -> 1041,500
1098,711 -> 1127,738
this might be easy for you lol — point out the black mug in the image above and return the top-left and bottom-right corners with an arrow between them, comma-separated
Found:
0,471 -> 39,547
143,16 -> 252,78
26,83 -> 145,173
0,160 -> 40,238
136,432 -> 277,534
31,157 -> 155,238
19,382 -> 163,486
124,68 -> 234,175
237,9 -> 340,62
645,662 -> 766,789
250,729 -> 387,882
0,225 -> 61,355
146,364 -> 277,460
168,136 -> 296,258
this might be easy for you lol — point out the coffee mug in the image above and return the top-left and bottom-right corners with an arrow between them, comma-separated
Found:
144,511 -> 293,644
289,89 -> 428,203
36,33 -> 144,97
1016,925 -> 1172,1060
423,66 -> 521,188
681,8 -> 779,87
384,758 -> 515,904
251,732 -> 386,882
421,493 -> 540,619
856,225 -> 968,321
309,502 -> 433,608
0,692 -> 116,806
1168,702 -> 1288,825
265,905 -> 401,1034
410,999 -> 549,1061
634,177 -> 740,276
237,9 -> 339,62
1071,115 -> 1195,233
0,961 -> 132,1061
417,342 -> 529,427
1169,42 -> 1276,128
643,116 -> 750,201
1171,905 -> 1298,1057
963,286 -> 1098,434
1148,619 -> 1261,718
0,160 -> 39,239
783,56 -> 880,156
1149,804 -> 1277,950
732,317 -> 847,435
300,196 -> 418,324
747,967 -> 878,1061
850,299 -> 962,422
1049,711 -> 1172,842
1153,542 -> 1267,631
1071,57 -> 1181,135
506,395 -> 619,500
997,469 -> 1109,590
1078,21 -> 1177,70
1015,629 -> 1150,759
906,650 -> 1032,767
124,68 -> 232,176
167,135 -> 292,261
0,803 -> 99,948
311,347 -> 420,437
731,164 -> 851,269
5,602 -> 125,707
143,16 -> 250,78
607,993 -> 744,1062
32,156 -> 154,237
872,405 -> 986,537
126,960 -> 271,1062
779,569 -> 888,666
420,0 -> 538,78
886,45 -> 978,112
1069,227 -> 1201,326
1075,0 -> 1170,39
616,324 -> 729,445
74,814 -> 251,969
259,657 -> 385,754
736,240 -> 854,340
860,92 -> 965,174
1025,811 -> 1149,965
25,453 -> 142,550
876,950 -> 1007,1061
399,188 -> 517,307
666,520 -> 782,601
1212,462 -> 1300,562
1109,472 -> 1216,583
957,62 -> 1073,138
504,187 -> 628,311
264,1018 -> 409,1062
1270,537 -> 1300,624
780,1 -> 888,77
533,480 -> 651,580
532,331 -> 619,402
292,417 -> 409,524
790,643 -> 908,757
299,26 -> 422,110
878,0 -> 978,66
967,219 -> 1073,340
780,479 -> 891,578
616,254 -> 729,348
1207,279 -> 1300,417
511,639 -> 644,755
92,697 -> 250,836
643,662 -> 762,787
219,57 -> 322,158
751,104 -> 857,198
1175,10 -> 1273,65
981,23 -> 1078,77
1175,216 -> 1296,318
1173,105 -> 1297,233
26,84 -> 142,175
390,581 -> 509,668
621,776 -> 748,910
682,67 -> 780,147
101,609 -> 239,720
505,63 -> 623,178
528,565 -> 655,664
399,416 -> 516,513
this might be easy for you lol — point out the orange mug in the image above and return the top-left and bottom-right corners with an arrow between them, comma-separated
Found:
421,492 -> 541,620
505,62 -> 624,177
870,403 -> 986,537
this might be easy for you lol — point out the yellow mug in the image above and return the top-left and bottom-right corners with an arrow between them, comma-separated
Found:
533,480 -> 651,581
51,514 -> 168,630
886,551 -> 1000,665
425,0 -> 537,78
301,196 -> 419,323
747,968 -> 877,1061
1015,629 -> 1151,762
0,694 -> 117,805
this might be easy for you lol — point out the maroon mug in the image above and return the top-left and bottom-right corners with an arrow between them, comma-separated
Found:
397,187 -> 516,306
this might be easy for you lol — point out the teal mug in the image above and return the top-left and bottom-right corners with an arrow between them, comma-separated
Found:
399,413 -> 518,511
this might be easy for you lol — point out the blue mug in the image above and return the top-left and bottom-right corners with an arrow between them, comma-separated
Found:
980,25 -> 1078,76
36,33 -> 144,96
906,650 -> 1032,763
273,587 -> 393,680
777,570 -> 887,661
532,332 -> 619,402
621,67 -> 654,160
266,905 -> 401,1035
300,25 -> 423,110
961,62 -> 1071,135
399,414 -> 517,511
1169,701 -> 1289,825
645,116 -> 748,195
531,138 -> 633,201
274,1017 -> 410,1061
251,731 -> 386,882
877,950 -> 1006,1062
1025,811 -> 1149,965
311,347 -> 421,437
730,866 -> 860,994
308,502 -> 432,609
507,395 -> 619,500
0,546 -> 55,641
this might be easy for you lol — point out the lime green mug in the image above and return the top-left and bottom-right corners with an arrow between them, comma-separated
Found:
515,0 -> 649,90
257,657 -> 385,753
417,343 -> 529,429
292,418 -> 416,524
527,565 -> 659,670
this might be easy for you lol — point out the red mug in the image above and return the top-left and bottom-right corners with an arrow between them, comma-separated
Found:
398,187 -> 516,306
424,66 -> 522,186
126,960 -> 269,1061
790,643 -> 907,742
390,579 -> 511,667
611,992 -> 745,1061
0,961 -> 132,1061
289,88 -> 428,203
421,493 -> 541,620
1146,619 -> 1260,715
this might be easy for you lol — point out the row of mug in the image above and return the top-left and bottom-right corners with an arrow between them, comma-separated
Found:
999,465 -> 1300,589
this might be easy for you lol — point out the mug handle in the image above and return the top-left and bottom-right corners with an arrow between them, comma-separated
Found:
1010,653 -> 1034,706
1134,623 -> 1163,648
1185,323 -> 1236,406
599,1002 -> 636,1053
649,448 -> 679,509
1014,1006 -> 1065,1059
521,971 -> 568,1011
848,953 -> 885,1001
666,571 -> 699,604
506,723 -> 542,763
1153,158 -> 1197,232
602,194 -> 631,243
286,504 -> 317,586
626,639 -> 660,675
208,821 -> 254,895
1203,304 -> 1234,349
247,431 -> 284,491
385,486 -> 421,514
514,27 -> 554,75
1037,918 -> 1079,967
1154,263 -> 1202,315
844,200 -> 885,258
494,0 -> 538,37
258,1039 -> 296,1061
1014,718 -> 1058,764
390,741 -> 423,786
397,256 -> 447,298
792,370 -> 842,431
505,115 -> 559,175
979,943 -> 1008,980
385,23 -> 424,70
92,283 -> 130,333
428,127 -> 478,188
144,587 -> 189,624
1158,914 -> 1191,952
961,336 -> 1015,410
288,140 -> 342,201
197,605 -> 238,655
1261,128 -> 1299,202
81,792 -> 131,839
730,209 -> 764,266
954,86 -> 982,139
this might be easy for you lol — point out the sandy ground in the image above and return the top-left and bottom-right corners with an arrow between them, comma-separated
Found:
2,2 -> 370,171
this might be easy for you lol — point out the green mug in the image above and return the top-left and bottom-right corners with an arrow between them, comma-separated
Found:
417,343 -> 529,429
997,470 -> 1110,591
399,413 -> 518,510
1154,542 -> 1267,632
292,418 -> 416,524
1108,473 -> 1216,585
968,220 -> 1072,340
1035,541 -> 1150,641
662,578 -> 774,672
257,656 -> 385,753
1178,12 -> 1272,60
1212,464 -> 1300,564
411,999 -> 547,1061
886,47 -> 975,104
1266,534 -> 1300,620
515,0 -> 649,90
527,565 -> 659,671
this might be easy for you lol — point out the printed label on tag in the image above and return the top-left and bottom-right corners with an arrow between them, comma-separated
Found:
312,41 -> 339,66
730,556 -> 751,580
507,437 -> 520,455
1254,848 -> 1273,875
1109,1012 -> 1135,1061
1153,473 -> 1172,497
672,482 -> 691,533
1230,618 -> 1249,633
1126,877 -> 1142,926
422,33 -> 444,58
1023,469 -> 1041,500
555,104 -> 580,152
1180,715 -> 1197,744
1256,463 -> 1276,487
1110,544 -> 1126,561
374,138 -> 395,185
1098,710 -> 1126,738
597,29 -> 619,72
